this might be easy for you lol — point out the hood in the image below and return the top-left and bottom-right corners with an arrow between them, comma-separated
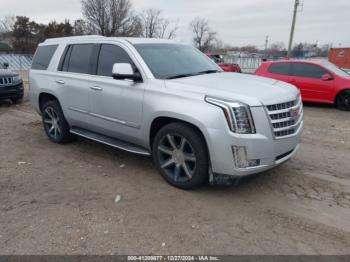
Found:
165,72 -> 299,106
0,69 -> 17,77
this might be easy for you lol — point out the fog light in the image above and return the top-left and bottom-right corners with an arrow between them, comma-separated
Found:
232,146 -> 260,168
247,159 -> 260,167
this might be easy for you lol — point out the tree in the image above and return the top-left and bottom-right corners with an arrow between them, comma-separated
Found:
12,16 -> 42,53
43,20 -> 74,39
240,45 -> 258,53
269,42 -> 285,52
0,16 -> 15,34
141,8 -> 178,39
81,0 -> 142,37
189,17 -> 216,52
73,19 -> 89,35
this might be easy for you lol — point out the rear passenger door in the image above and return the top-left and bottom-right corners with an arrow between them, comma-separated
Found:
56,44 -> 96,129
88,43 -> 145,142
290,63 -> 334,102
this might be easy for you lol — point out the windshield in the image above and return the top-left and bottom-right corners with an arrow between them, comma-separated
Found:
134,43 -> 220,79
320,61 -> 350,77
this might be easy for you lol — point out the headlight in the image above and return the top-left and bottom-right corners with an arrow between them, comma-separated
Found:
205,96 -> 255,134
12,75 -> 22,83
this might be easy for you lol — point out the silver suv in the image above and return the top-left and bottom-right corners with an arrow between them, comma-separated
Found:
29,36 -> 303,189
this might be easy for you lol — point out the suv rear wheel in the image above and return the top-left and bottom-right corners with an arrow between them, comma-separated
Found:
152,123 -> 208,189
336,90 -> 350,111
42,100 -> 72,144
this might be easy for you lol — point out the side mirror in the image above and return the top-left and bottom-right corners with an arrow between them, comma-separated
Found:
321,73 -> 333,81
112,63 -> 142,82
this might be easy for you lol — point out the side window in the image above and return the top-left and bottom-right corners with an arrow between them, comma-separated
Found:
97,44 -> 134,77
66,44 -> 95,74
31,45 -> 58,70
268,63 -> 291,75
292,63 -> 328,79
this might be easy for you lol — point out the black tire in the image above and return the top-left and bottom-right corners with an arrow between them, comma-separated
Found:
336,90 -> 350,111
152,122 -> 209,190
11,98 -> 22,104
41,100 -> 72,144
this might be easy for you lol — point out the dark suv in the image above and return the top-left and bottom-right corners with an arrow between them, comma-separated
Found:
0,63 -> 24,103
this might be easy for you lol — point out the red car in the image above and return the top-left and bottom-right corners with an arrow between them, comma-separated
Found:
206,53 -> 242,73
255,60 -> 350,110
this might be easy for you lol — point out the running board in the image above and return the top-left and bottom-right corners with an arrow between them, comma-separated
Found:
70,127 -> 151,156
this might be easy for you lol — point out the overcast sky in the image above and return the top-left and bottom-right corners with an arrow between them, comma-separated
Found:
0,0 -> 349,48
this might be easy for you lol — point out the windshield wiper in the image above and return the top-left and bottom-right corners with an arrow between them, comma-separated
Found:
166,73 -> 196,79
196,70 -> 221,75
166,70 -> 220,79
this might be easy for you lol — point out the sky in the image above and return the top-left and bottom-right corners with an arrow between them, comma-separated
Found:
0,0 -> 349,48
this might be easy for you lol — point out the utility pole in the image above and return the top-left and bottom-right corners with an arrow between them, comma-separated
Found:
264,35 -> 269,59
287,0 -> 301,59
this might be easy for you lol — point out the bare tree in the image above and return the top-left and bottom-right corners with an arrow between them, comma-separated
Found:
0,16 -> 15,33
73,19 -> 89,35
190,17 -> 216,52
269,42 -> 286,52
81,0 -> 142,37
141,8 -> 178,39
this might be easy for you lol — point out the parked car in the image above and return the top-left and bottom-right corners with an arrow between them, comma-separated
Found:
30,36 -> 303,189
206,53 -> 242,73
255,60 -> 350,110
0,64 -> 24,103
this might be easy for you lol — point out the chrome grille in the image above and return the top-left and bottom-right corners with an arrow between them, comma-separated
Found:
266,96 -> 303,139
0,77 -> 13,86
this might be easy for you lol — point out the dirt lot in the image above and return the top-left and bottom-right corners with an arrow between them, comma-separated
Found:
0,92 -> 350,255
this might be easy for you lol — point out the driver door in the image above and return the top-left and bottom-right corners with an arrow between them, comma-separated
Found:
290,62 -> 335,102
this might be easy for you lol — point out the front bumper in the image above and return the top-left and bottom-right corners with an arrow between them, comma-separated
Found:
206,107 -> 303,177
0,82 -> 24,100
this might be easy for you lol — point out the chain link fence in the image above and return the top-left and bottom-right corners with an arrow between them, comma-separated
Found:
0,54 -> 33,85
0,54 -> 33,70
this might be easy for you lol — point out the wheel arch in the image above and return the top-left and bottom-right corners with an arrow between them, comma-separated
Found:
38,92 -> 59,112
149,116 -> 210,159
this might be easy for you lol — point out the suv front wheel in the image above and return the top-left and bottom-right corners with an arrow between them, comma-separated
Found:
152,123 -> 209,189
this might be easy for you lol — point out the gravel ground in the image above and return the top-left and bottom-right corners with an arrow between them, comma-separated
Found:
0,93 -> 349,255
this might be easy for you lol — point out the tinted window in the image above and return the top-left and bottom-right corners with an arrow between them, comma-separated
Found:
292,63 -> 328,78
58,45 -> 72,72
97,44 -> 134,77
268,63 -> 291,75
31,45 -> 58,70
67,44 -> 94,74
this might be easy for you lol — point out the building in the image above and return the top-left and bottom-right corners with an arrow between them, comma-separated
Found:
329,48 -> 350,69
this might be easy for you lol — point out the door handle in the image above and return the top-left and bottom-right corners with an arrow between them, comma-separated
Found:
56,80 -> 65,85
90,86 -> 103,91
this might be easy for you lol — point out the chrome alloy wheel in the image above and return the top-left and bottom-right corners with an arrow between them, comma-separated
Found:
43,107 -> 61,140
157,133 -> 197,183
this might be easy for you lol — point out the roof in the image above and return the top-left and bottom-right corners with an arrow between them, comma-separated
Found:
43,35 -> 178,45
263,59 -> 329,65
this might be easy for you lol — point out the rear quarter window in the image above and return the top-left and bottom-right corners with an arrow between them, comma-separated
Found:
31,45 -> 58,70
268,63 -> 291,75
